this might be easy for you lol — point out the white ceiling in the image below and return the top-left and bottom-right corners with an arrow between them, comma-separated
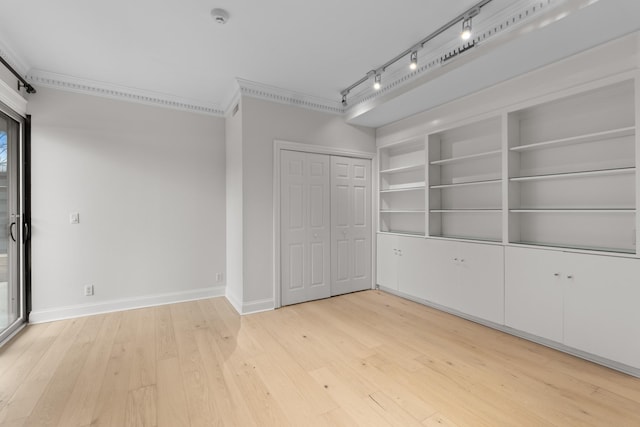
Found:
0,0 -> 639,127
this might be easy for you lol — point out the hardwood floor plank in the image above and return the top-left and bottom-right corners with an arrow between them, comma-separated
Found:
56,312 -> 122,427
0,291 -> 638,426
157,357 -> 190,427
0,318 -> 87,425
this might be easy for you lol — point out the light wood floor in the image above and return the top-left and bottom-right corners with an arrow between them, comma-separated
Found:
1,291 -> 639,426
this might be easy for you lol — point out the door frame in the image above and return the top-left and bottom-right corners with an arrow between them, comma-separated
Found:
273,140 -> 376,309
0,98 -> 28,345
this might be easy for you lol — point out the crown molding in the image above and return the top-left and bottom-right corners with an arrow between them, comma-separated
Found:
26,69 -> 225,116
0,38 -> 30,76
236,78 -> 345,115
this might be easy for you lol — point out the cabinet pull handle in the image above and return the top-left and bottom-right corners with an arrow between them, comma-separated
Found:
554,273 -> 560,277
460,259 -> 464,263
453,258 -> 458,261
567,275 -> 574,279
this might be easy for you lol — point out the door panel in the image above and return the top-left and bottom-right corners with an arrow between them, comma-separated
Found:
564,253 -> 640,369
331,156 -> 372,296
0,108 -> 24,343
505,247 -> 564,343
281,151 -> 331,305
376,233 -> 397,290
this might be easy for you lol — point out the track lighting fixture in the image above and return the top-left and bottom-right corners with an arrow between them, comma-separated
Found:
339,0 -> 490,105
461,17 -> 472,40
409,50 -> 418,71
373,72 -> 382,91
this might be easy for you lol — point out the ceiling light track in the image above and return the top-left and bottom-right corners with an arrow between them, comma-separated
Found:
0,54 -> 36,94
340,0 -> 492,106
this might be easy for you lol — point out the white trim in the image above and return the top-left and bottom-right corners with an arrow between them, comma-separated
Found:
0,78 -> 27,117
26,69 -> 225,116
273,140 -> 377,309
238,79 -> 344,116
225,289 -> 243,315
225,292 -> 274,315
29,286 -> 225,323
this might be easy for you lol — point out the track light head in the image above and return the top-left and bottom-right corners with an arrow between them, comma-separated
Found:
341,94 -> 347,107
409,50 -> 418,71
461,17 -> 472,41
373,72 -> 382,91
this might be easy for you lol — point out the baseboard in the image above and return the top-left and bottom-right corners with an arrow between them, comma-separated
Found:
29,286 -> 226,323
224,292 -> 274,315
378,286 -> 640,379
241,298 -> 274,315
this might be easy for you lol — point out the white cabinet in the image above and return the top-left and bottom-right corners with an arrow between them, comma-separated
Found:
376,234 -> 427,292
563,252 -> 640,369
425,240 -> 504,324
505,246 -> 640,370
505,247 -> 564,342
378,236 -> 504,324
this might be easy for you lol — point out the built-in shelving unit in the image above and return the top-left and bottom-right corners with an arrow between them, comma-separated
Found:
375,48 -> 640,377
427,116 -> 502,242
507,79 -> 637,254
379,137 -> 426,235
377,77 -> 638,255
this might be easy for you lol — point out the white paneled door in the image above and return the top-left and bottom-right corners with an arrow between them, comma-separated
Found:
281,150 -> 371,306
281,151 -> 331,306
331,156 -> 372,296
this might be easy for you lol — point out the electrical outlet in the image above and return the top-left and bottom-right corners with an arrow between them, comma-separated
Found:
216,273 -> 223,283
84,284 -> 94,296
70,212 -> 80,224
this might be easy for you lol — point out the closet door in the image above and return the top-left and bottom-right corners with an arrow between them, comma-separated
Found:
331,156 -> 372,296
281,151 -> 331,305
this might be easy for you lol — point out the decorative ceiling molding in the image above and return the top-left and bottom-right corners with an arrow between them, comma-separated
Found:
26,69 -> 225,116
236,78 -> 345,115
345,0 -> 563,109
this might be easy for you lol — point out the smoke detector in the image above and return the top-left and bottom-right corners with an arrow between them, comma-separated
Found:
211,8 -> 230,24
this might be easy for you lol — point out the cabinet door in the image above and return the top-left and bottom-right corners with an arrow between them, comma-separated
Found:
397,236 -> 428,299
457,243 -> 504,324
505,247 -> 564,343
376,234 -> 398,290
423,239 -> 459,308
564,253 -> 640,369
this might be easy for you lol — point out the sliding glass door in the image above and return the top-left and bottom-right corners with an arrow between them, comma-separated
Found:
0,106 -> 25,342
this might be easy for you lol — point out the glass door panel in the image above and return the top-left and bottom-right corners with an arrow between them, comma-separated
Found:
0,109 -> 23,341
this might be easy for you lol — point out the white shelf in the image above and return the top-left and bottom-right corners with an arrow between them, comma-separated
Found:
380,164 -> 423,174
430,179 -> 501,189
510,241 -> 636,255
510,126 -> 635,152
380,210 -> 426,214
380,185 -> 425,193
510,167 -> 635,182
429,235 -> 502,244
430,149 -> 501,165
431,209 -> 501,213
510,209 -> 635,213
378,231 -> 425,237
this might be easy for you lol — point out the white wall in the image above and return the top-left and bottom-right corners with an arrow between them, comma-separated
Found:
239,96 -> 376,311
28,87 -> 226,321
225,99 -> 243,310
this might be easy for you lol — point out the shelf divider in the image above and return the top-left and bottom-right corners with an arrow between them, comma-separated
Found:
510,126 -> 635,152
430,149 -> 501,165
